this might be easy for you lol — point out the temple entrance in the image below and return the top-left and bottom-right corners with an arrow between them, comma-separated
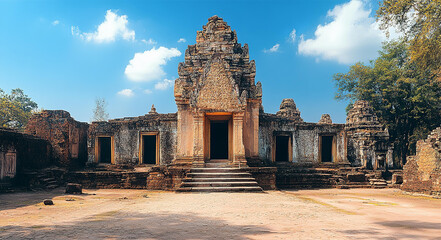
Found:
140,133 -> 159,165
321,136 -> 333,162
98,137 -> 111,163
210,121 -> 229,159
275,136 -> 290,162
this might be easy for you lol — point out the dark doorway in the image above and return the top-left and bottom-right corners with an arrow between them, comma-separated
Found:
275,136 -> 290,162
321,136 -> 333,162
210,121 -> 229,159
98,137 -> 111,163
142,135 -> 157,164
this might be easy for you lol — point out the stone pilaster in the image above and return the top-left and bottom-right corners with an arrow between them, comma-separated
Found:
232,112 -> 247,168
192,112 -> 205,167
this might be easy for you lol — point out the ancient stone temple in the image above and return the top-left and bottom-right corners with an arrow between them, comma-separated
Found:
22,16 -> 395,191
174,15 -> 260,168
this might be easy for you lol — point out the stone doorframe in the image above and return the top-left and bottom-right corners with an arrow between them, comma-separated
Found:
94,135 -> 115,164
192,112 -> 247,168
272,131 -> 293,163
139,131 -> 160,165
318,134 -> 338,163
204,113 -> 232,161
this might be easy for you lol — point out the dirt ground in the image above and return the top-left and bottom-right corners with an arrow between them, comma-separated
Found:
1,188 -> 441,240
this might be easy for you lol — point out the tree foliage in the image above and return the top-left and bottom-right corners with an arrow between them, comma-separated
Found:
0,88 -> 38,129
377,0 -> 441,72
92,97 -> 109,122
334,40 -> 441,167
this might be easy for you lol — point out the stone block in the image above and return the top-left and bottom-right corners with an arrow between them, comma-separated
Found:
65,183 -> 82,194
392,174 -> 403,184
347,173 -> 366,182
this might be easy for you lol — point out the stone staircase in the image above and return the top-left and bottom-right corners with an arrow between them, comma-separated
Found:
177,167 -> 263,192
23,168 -> 65,190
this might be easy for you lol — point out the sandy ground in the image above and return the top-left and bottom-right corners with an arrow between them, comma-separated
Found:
1,188 -> 441,240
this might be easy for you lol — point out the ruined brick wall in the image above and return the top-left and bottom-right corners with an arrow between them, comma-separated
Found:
401,127 -> 441,195
345,101 -> 392,169
25,110 -> 88,169
88,113 -> 177,165
0,127 -> 51,181
66,166 -> 189,190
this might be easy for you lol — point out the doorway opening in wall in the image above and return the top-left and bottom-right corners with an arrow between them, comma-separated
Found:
275,136 -> 290,162
98,137 -> 111,163
321,136 -> 333,162
210,121 -> 229,159
140,133 -> 158,164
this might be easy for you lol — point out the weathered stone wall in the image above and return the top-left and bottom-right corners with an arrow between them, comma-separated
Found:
66,166 -> 189,190
25,110 -> 88,169
259,113 -> 347,164
401,127 -> 441,195
88,113 -> 177,165
0,127 -> 52,181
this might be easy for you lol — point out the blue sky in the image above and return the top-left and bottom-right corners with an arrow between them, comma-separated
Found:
0,0 -> 395,123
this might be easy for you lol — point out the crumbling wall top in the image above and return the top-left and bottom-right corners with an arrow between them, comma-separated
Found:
318,114 -> 332,124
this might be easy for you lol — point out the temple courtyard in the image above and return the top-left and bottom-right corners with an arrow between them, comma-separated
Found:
1,189 -> 441,239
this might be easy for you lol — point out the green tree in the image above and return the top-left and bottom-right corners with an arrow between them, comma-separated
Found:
377,0 -> 441,72
334,40 -> 441,167
0,88 -> 38,129
92,97 -> 109,122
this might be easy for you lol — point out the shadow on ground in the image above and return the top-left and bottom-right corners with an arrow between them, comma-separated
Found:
0,211 -> 273,239
340,220 -> 441,239
0,189 -> 68,211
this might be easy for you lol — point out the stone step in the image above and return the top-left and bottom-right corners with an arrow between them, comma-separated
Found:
336,184 -> 372,189
188,172 -> 252,178
46,184 -> 59,189
181,182 -> 260,188
185,177 -> 256,182
207,159 -> 230,163
177,186 -> 263,192
191,168 -> 243,173
205,163 -> 230,168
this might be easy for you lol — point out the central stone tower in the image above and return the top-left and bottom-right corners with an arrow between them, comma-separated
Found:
174,16 -> 262,167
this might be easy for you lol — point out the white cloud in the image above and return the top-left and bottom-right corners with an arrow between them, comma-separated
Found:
117,89 -> 134,97
72,10 -> 135,43
125,47 -> 181,82
264,44 -> 280,53
142,38 -> 157,45
52,20 -> 60,26
155,79 -> 174,90
298,0 -> 399,64
289,29 -> 296,42
143,89 -> 153,94
177,38 -> 186,43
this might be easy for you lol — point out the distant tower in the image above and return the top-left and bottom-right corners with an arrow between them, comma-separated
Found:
276,99 -> 303,122
318,114 -> 332,124
149,104 -> 158,114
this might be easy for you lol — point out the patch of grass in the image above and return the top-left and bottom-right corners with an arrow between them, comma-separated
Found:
282,191 -> 358,215
362,200 -> 397,206
30,225 -> 45,229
